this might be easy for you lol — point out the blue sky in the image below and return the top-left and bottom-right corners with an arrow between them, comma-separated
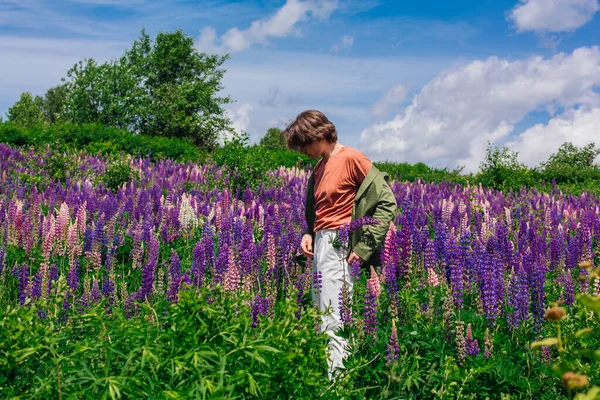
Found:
1,0 -> 600,171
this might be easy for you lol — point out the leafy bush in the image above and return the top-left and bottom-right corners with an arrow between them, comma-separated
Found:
0,285 -> 330,399
0,122 -> 207,163
210,133 -> 314,192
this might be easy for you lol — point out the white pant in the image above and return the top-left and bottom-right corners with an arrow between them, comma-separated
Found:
313,229 -> 354,380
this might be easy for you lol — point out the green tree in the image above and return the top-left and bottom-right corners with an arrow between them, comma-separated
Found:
476,142 -> 534,191
6,92 -> 46,127
62,29 -> 233,150
539,142 -> 600,184
259,127 -> 287,150
42,84 -> 68,123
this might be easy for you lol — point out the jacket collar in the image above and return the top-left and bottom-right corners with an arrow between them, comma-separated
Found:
355,165 -> 387,202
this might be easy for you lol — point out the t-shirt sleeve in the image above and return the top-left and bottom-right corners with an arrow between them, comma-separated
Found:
349,153 -> 372,186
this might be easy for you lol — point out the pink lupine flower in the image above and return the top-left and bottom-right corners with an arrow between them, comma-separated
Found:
55,202 -> 70,242
224,252 -> 240,293
367,265 -> 382,299
67,222 -> 81,264
42,218 -> 56,261
427,268 -> 440,287
75,202 -> 87,236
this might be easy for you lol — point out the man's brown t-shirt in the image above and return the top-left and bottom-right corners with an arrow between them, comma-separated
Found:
313,146 -> 372,232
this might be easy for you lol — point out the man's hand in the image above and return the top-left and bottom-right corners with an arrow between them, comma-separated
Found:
301,234 -> 314,257
347,251 -> 362,265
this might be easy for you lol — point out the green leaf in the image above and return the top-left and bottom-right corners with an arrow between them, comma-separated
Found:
577,294 -> 600,320
574,386 -> 600,400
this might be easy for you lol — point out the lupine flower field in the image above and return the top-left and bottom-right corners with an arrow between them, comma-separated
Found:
1,143 -> 599,399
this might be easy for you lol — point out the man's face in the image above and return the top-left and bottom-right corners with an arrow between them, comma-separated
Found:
299,140 -> 324,160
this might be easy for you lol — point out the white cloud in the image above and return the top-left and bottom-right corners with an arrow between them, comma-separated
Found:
506,107 -> 600,166
369,85 -> 408,119
359,46 -> 600,172
508,0 -> 599,33
223,103 -> 253,141
330,34 -> 353,52
196,0 -> 338,54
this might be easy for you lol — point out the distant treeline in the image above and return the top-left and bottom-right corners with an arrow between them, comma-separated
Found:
1,122 -> 600,196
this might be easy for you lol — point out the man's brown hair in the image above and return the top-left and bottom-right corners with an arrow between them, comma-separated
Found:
282,110 -> 338,151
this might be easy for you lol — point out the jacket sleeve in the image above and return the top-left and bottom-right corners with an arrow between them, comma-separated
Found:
352,175 -> 397,263
303,172 -> 316,238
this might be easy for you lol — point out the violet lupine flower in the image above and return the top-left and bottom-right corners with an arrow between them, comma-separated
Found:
483,328 -> 493,360
251,295 -> 269,328
167,249 -> 181,303
527,255 -> 546,332
350,260 -> 361,281
339,281 -> 353,328
335,216 -> 380,248
386,320 -> 400,365
559,270 -> 576,306
214,243 -> 229,285
13,263 -> 30,306
465,323 -> 480,356
0,247 -> 5,274
449,240 -> 465,309
363,266 -> 380,339
312,270 -> 322,294
480,253 -> 499,324
383,227 -> 400,297
59,291 -> 72,324
32,269 -> 43,299
90,278 -> 101,304
398,215 -> 412,279
424,239 -> 436,273
191,241 -> 205,287
507,263 -> 529,330
139,233 -> 159,300
67,259 -> 80,292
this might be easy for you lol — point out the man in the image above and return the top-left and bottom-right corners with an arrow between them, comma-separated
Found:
284,109 -> 397,379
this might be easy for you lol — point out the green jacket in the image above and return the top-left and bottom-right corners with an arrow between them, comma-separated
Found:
303,164 -> 398,266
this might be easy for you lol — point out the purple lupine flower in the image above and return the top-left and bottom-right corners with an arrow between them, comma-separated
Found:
0,248 -> 5,274
166,249 -> 181,303
507,262 -> 529,330
139,233 -> 159,300
483,328 -> 493,360
31,270 -> 42,300
350,260 -> 361,280
465,323 -> 480,356
250,295 -> 269,328
386,320 -> 400,365
90,278 -> 101,304
480,252 -> 499,324
14,263 -> 30,306
49,264 -> 58,294
559,270 -> 576,306
449,239 -> 465,309
312,270 -> 322,294
363,289 -> 378,339
67,259 -> 80,292
398,214 -> 412,279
